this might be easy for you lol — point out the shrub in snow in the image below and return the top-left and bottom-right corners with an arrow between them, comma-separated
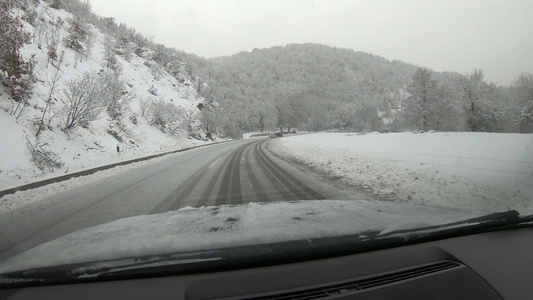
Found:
141,97 -> 185,134
148,85 -> 158,96
26,138 -> 63,173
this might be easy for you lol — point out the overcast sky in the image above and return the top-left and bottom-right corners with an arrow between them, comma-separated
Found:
89,0 -> 532,85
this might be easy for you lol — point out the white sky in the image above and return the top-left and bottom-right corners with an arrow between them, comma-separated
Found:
89,0 -> 533,85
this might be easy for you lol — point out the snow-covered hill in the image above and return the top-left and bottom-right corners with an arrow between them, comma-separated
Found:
0,1 -> 210,190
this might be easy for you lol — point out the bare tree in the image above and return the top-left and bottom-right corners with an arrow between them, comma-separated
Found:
200,107 -> 221,140
253,110 -> 268,132
149,62 -> 164,81
162,103 -> 184,134
62,71 -> 105,130
183,110 -> 201,138
100,69 -> 133,120
141,98 -> 184,134
32,10 -> 48,49
37,50 -> 65,137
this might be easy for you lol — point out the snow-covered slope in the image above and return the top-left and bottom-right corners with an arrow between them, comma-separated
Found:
270,132 -> 533,214
0,2 -> 209,190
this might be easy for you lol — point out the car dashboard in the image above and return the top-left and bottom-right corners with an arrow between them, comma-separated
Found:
1,226 -> 532,300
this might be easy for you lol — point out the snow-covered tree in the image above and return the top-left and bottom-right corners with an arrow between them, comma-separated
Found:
63,0 -> 92,21
33,10 -> 48,49
64,18 -> 90,53
354,100 -> 384,132
200,106 -> 221,140
44,18 -> 63,67
463,69 -> 505,132
99,70 -> 132,120
304,95 -> 336,131
141,98 -> 184,134
433,84 -> 462,131
122,41 -> 134,62
50,0 -> 63,10
276,95 -> 307,132
403,68 -> 440,131
512,73 -> 533,132
249,100 -> 277,132
103,35 -> 118,69
0,0 -> 36,117
83,28 -> 95,60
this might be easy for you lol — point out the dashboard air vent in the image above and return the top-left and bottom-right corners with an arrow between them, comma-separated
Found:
244,261 -> 461,300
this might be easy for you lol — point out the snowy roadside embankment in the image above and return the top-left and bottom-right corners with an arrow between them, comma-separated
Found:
0,2 -> 210,191
0,108 -> 210,192
270,132 -> 533,214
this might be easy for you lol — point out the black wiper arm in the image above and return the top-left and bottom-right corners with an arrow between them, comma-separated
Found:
379,210 -> 531,239
0,251 -> 221,287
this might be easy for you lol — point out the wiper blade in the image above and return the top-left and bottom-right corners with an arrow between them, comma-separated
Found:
379,210 -> 532,239
0,251 -> 221,286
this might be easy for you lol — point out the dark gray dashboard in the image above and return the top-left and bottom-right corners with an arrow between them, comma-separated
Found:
1,227 -> 532,299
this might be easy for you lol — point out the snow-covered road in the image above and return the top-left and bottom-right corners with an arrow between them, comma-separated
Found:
0,138 -> 362,261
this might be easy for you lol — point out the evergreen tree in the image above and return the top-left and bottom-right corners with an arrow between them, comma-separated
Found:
65,18 -> 89,53
0,0 -> 35,115
103,35 -> 118,70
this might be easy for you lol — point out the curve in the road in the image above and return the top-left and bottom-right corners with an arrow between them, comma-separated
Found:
0,139 -> 332,261
254,141 -> 326,201
154,139 -> 325,212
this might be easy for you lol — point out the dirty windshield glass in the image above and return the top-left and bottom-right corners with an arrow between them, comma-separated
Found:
0,0 -> 532,281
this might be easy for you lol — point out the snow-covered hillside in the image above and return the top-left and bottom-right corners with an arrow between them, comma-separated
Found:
0,2 -> 210,190
270,132 -> 533,214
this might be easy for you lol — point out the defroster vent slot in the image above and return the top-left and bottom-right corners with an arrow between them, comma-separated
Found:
241,261 -> 461,300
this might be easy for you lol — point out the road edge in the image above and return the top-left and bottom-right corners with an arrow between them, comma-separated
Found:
0,140 -> 230,198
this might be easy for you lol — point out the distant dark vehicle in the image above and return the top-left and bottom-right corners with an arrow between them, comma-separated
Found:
275,132 -> 284,137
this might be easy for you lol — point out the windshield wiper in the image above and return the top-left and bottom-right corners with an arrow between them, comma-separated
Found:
378,210 -> 531,239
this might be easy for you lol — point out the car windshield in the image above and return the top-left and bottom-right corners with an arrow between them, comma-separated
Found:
0,0 -> 532,284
